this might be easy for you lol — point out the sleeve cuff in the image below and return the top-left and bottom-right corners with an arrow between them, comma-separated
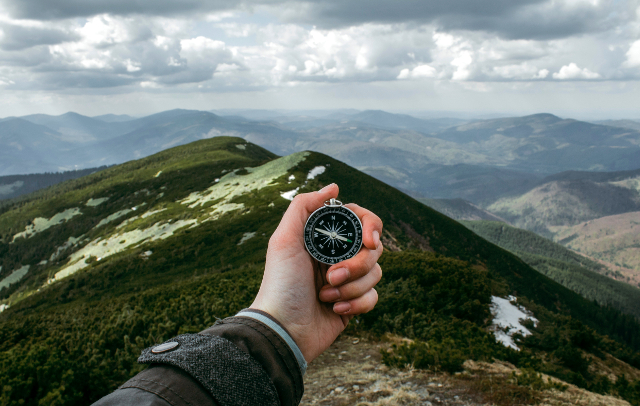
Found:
235,309 -> 308,376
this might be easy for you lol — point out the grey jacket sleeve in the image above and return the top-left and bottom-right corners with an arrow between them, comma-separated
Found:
92,310 -> 305,406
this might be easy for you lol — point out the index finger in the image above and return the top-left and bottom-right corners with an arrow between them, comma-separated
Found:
344,203 -> 383,251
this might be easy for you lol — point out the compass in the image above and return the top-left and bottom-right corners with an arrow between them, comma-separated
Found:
304,198 -> 363,265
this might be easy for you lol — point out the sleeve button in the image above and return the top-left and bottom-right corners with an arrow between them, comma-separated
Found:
152,341 -> 179,354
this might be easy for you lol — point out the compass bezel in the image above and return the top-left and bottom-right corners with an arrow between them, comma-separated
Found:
304,204 -> 363,265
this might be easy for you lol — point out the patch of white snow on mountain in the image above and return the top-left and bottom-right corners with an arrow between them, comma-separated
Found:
288,175 -> 295,182
86,197 -> 109,207
54,219 -> 197,281
236,144 -> 246,150
281,188 -> 299,201
141,208 -> 167,219
96,209 -> 132,228
238,232 -> 256,245
210,203 -> 245,219
0,303 -> 8,313
12,208 -> 82,242
0,265 -> 30,290
50,236 -> 83,261
181,152 -> 309,209
307,166 -> 326,180
490,296 -> 538,351
155,171 -> 163,178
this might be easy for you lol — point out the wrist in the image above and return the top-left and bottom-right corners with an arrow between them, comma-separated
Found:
241,308 -> 308,374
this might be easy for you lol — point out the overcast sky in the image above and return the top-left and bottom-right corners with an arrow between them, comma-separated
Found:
0,0 -> 639,118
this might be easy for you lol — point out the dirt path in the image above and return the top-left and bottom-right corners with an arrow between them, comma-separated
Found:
300,335 -> 630,406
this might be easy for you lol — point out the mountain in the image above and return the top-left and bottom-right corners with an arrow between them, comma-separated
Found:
347,110 -> 466,133
0,167 -> 109,201
0,118 -> 75,175
554,211 -> 640,275
487,169 -> 640,237
1,137 -> 640,405
418,197 -> 507,222
433,113 -> 640,173
21,112 -> 139,143
462,220 -> 640,320
93,114 -> 136,123
594,119 -> 640,132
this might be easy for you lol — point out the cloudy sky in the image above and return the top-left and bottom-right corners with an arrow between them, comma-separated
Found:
0,0 -> 639,118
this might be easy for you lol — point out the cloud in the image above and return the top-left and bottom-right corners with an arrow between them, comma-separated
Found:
272,0 -> 624,40
552,62 -> 600,80
624,40 -> 640,68
0,0 -> 241,20
0,23 -> 78,50
397,64 -> 436,79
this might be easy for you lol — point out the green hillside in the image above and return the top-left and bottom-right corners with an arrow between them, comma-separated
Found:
1,137 -> 640,405
462,220 -> 640,320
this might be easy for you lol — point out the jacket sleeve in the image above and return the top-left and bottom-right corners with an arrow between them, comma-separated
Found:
92,309 -> 305,406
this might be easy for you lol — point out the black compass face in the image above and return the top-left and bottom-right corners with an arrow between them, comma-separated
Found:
304,205 -> 363,265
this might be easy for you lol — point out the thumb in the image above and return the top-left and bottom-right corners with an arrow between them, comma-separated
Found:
282,183 -> 339,231
270,184 -> 339,249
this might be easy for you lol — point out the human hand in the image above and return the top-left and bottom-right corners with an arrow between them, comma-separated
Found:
250,183 -> 383,362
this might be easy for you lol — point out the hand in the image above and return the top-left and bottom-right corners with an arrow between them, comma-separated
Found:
250,183 -> 383,362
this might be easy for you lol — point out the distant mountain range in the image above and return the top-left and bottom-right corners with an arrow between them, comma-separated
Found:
3,109 -> 640,209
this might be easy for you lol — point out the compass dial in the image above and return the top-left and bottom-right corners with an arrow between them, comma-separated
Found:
304,205 -> 363,265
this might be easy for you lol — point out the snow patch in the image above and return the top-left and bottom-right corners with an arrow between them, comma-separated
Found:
0,265 -> 30,290
155,171 -> 163,178
96,209 -> 132,228
211,203 -> 245,219
238,232 -> 256,245
307,166 -> 326,180
54,219 -> 197,281
288,174 -> 295,182
281,188 -> 299,201
86,197 -> 109,207
141,208 -> 167,219
490,296 -> 538,351
12,208 -> 82,242
235,144 -> 246,150
0,303 -> 8,313
50,236 -> 83,261
181,152 -> 309,209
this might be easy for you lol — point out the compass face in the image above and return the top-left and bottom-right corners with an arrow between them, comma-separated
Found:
304,205 -> 363,265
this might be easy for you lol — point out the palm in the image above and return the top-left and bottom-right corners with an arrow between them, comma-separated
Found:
261,240 -> 348,361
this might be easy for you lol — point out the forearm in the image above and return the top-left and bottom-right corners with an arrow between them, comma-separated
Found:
92,310 -> 305,406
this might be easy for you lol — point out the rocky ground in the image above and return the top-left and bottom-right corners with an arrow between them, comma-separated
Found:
300,335 -> 630,406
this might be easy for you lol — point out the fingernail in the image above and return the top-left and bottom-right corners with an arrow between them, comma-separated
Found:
328,268 -> 349,286
334,302 -> 351,314
319,183 -> 336,193
321,288 -> 341,302
373,230 -> 380,248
